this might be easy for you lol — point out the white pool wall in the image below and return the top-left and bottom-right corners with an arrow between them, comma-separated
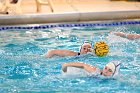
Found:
0,11 -> 140,25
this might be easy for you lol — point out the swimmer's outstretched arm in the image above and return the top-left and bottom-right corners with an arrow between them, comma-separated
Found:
62,62 -> 97,73
46,49 -> 78,58
113,32 -> 140,40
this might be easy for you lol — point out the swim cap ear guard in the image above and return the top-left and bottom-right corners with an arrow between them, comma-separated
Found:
111,61 -> 121,77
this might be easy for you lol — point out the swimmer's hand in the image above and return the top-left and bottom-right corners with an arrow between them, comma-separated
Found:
88,48 -> 93,52
88,48 -> 95,54
62,64 -> 67,72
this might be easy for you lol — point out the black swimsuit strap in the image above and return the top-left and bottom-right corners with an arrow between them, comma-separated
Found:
100,72 -> 102,75
78,52 -> 80,56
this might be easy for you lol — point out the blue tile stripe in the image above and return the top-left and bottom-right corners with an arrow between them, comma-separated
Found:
0,20 -> 140,31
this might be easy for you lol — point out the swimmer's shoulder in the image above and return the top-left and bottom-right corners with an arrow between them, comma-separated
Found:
88,68 -> 101,76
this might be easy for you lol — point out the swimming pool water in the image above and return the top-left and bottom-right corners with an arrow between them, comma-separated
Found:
0,22 -> 140,93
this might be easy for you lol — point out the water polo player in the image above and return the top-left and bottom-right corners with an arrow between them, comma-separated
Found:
46,42 -> 92,58
62,61 -> 121,77
46,41 -> 109,58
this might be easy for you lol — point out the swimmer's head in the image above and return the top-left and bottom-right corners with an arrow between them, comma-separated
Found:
102,61 -> 121,77
80,41 -> 92,54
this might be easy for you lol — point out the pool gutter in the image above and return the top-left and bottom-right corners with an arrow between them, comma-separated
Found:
0,10 -> 140,25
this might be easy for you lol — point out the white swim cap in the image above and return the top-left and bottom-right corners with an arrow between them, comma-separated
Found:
106,61 -> 121,77
106,62 -> 115,74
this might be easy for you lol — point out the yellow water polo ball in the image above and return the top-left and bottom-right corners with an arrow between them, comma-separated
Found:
93,41 -> 109,57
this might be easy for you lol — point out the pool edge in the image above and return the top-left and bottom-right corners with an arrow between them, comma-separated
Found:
0,10 -> 140,25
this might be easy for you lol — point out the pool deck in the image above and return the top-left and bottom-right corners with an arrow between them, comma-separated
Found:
0,0 -> 140,25
0,0 -> 139,14
20,0 -> 140,14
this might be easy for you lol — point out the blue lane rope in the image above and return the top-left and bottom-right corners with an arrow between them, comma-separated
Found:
0,20 -> 140,31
